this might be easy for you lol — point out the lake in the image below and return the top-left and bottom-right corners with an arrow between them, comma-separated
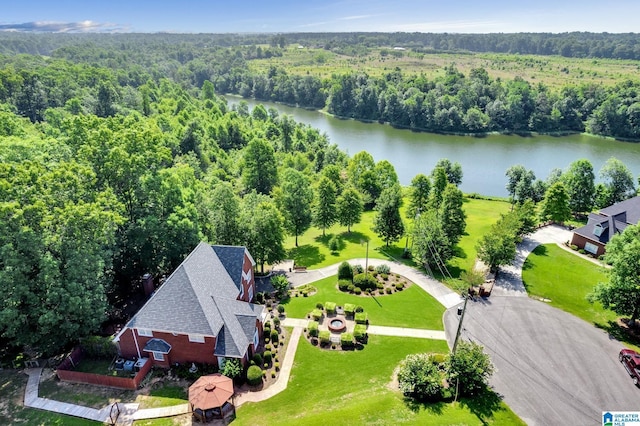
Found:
226,97 -> 640,197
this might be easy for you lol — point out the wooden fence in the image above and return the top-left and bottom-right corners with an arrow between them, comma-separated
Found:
56,347 -> 153,390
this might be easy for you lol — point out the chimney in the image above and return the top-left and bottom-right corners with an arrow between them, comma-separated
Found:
141,273 -> 154,297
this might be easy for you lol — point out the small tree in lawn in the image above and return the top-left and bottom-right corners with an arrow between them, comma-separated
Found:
397,353 -> 444,401
476,224 -> 517,274
446,341 -> 494,397
336,185 -> 363,233
373,184 -> 404,247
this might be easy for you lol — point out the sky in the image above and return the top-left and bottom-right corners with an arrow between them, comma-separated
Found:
0,0 -> 639,34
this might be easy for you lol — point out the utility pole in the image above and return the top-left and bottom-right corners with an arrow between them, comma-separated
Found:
364,239 -> 369,277
452,294 -> 469,354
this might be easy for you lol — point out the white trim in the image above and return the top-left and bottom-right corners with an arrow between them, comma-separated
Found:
137,328 -> 153,337
248,284 -> 254,302
244,248 -> 256,267
188,334 -> 205,343
242,269 -> 252,283
253,327 -> 259,348
152,351 -> 164,361
239,283 -> 245,299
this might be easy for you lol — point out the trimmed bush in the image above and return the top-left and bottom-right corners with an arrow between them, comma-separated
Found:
316,302 -> 324,310
376,282 -> 384,290
271,371 -> 276,378
352,264 -> 364,274
385,287 -> 393,294
367,265 -> 375,272
311,308 -> 323,321
338,280 -> 351,291
329,235 -> 340,252
347,284 -> 355,292
246,365 -> 263,386
353,287 -> 362,295
355,312 -> 368,324
353,273 -> 378,291
308,320 -> 319,337
325,301 -> 336,314
381,273 -> 389,281
270,329 -> 279,343
375,264 -> 391,274
341,332 -> 354,348
338,261 -> 353,280
277,305 -> 285,314
263,351 -> 272,363
395,282 -> 405,290
354,324 -> 367,343
273,316 -> 280,327
252,353 -> 263,366
319,330 -> 331,345
344,303 -> 356,316
355,305 -> 364,313
275,362 -> 280,372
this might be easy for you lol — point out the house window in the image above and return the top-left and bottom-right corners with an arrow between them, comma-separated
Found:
188,334 -> 205,343
152,351 -> 164,361
253,328 -> 259,348
593,225 -> 603,237
138,329 -> 153,337
584,242 -> 599,254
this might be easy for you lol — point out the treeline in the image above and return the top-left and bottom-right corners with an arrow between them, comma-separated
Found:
3,32 -> 640,60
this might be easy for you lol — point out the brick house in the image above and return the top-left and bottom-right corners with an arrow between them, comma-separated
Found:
570,196 -> 640,257
114,242 -> 266,368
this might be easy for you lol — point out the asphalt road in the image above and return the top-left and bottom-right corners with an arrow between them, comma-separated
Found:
444,295 -> 640,425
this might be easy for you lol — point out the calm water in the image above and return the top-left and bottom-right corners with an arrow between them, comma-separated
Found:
227,97 -> 640,197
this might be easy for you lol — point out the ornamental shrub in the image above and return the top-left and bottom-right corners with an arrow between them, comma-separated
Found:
446,341 -> 495,396
329,235 -> 340,252
381,273 -> 389,281
376,282 -> 384,290
347,284 -> 355,292
308,321 -> 319,337
367,265 -> 375,272
353,287 -> 362,295
352,264 -> 364,274
385,287 -> 393,294
273,316 -> 280,327
395,282 -> 405,290
375,264 -> 391,274
355,312 -> 368,324
246,365 -> 263,386
263,350 -> 272,363
338,280 -> 351,291
311,308 -> 323,321
277,305 -> 285,314
316,302 -> 324,310
338,261 -> 353,280
275,362 -> 280,372
344,303 -> 356,316
340,333 -> 354,349
252,353 -> 263,366
319,330 -> 331,345
270,329 -> 279,343
325,301 -> 336,314
354,324 -> 367,343
353,273 -> 377,291
355,305 -> 364,313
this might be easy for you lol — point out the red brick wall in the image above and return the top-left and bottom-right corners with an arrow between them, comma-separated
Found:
570,233 -> 606,257
118,328 -> 218,366
239,251 -> 255,302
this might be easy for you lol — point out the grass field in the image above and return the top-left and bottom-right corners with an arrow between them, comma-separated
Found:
282,275 -> 445,330
235,333 -> 523,425
249,46 -> 640,90
522,244 -> 613,325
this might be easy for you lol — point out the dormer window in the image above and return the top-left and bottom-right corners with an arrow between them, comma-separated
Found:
593,224 -> 603,237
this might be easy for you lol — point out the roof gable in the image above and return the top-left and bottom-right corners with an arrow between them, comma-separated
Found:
599,196 -> 640,225
121,243 -> 259,345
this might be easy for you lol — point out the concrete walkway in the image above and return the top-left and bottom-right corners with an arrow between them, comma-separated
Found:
23,368 -> 189,425
282,257 -> 461,309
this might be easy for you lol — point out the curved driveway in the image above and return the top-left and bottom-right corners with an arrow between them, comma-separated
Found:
444,225 -> 639,425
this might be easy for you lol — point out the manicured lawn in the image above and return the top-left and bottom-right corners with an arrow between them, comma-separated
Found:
282,276 -> 445,330
235,334 -> 523,425
522,244 -> 614,326
136,385 -> 187,409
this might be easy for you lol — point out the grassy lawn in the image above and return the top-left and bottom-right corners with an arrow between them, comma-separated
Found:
522,244 -> 614,325
0,370 -> 101,425
282,275 -> 445,330
135,385 -> 187,409
235,334 -> 523,425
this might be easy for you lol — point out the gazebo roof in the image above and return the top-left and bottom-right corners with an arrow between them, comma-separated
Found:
189,373 -> 234,410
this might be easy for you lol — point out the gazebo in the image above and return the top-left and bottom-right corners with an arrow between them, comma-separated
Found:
189,373 -> 236,423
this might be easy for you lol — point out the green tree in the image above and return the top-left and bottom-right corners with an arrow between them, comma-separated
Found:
539,181 -> 571,224
505,165 -> 536,205
279,168 -> 313,247
336,185 -> 363,232
407,174 -> 431,219
599,157 -> 636,206
242,138 -> 278,195
589,224 -> 640,324
564,159 -> 595,216
347,151 -> 379,208
397,353 -> 444,401
412,209 -> 452,270
270,275 -> 289,298
312,176 -> 337,236
374,160 -> 399,193
439,184 -> 466,245
242,195 -> 286,273
207,182 -> 241,245
373,184 -> 405,247
476,222 -> 517,274
446,341 -> 495,396
430,166 -> 448,208
432,158 -> 463,186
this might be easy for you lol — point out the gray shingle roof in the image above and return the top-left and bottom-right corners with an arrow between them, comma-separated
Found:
573,196 -> 640,245
123,242 -> 260,358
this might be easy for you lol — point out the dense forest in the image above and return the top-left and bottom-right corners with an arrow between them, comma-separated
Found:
2,31 -> 640,358
1,32 -> 640,138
